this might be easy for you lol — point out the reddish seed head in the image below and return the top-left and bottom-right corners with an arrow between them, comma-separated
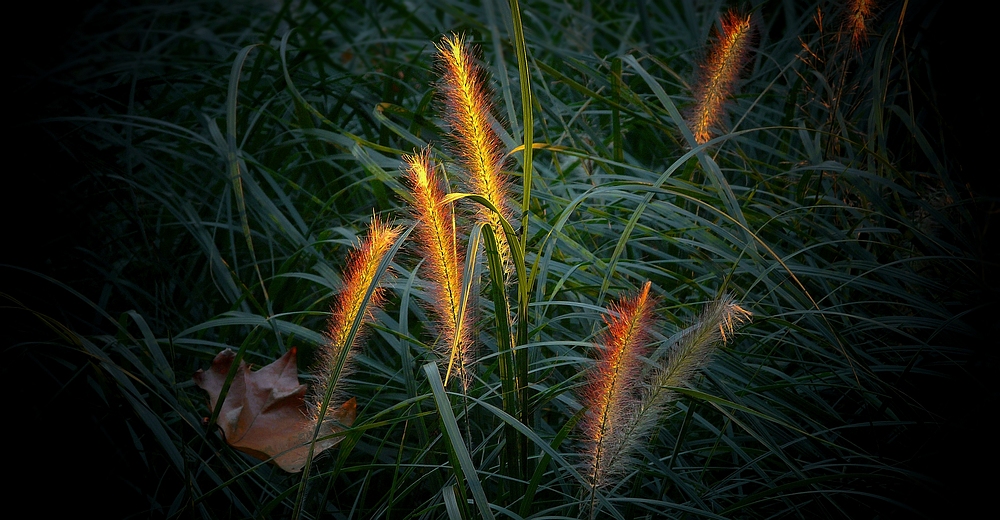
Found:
581,281 -> 657,486
688,10 -> 756,144
844,0 -> 876,51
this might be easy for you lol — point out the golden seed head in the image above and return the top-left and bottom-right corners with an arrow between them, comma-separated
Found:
435,33 -> 513,269
327,216 -> 402,347
403,147 -> 474,387
688,10 -> 755,144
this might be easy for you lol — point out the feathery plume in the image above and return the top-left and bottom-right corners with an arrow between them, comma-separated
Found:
843,0 -> 876,51
580,281 -> 657,492
688,10 -> 756,145
309,216 -> 402,423
622,294 -> 752,458
435,33 -> 513,269
403,146 -> 474,387
579,291 -> 751,517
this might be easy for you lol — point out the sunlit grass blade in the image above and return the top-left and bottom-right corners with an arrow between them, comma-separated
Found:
508,0 -> 534,252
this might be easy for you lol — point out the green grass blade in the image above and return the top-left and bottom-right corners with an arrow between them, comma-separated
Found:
508,0 -> 534,253
482,223 -> 522,497
442,485 -> 465,520
424,362 -> 497,520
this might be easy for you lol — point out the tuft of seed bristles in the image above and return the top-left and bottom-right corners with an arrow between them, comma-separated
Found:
621,294 -> 752,458
578,291 -> 751,516
687,10 -> 755,145
580,281 -> 657,493
435,33 -> 513,271
843,0 -> 876,51
402,146 -> 474,388
308,216 -> 402,424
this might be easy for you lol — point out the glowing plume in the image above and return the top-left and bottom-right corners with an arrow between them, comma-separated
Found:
580,281 -> 656,491
403,146 -> 474,387
688,10 -> 755,144
309,216 -> 401,423
578,288 -> 752,509
435,33 -> 513,269
844,0 -> 876,51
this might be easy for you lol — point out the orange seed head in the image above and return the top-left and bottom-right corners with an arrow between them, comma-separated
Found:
688,10 -> 756,144
581,281 -> 657,487
327,216 -> 401,347
435,33 -> 513,267
310,216 -> 401,422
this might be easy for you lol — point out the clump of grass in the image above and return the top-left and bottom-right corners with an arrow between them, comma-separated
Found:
579,284 -> 751,516
19,1 -> 986,518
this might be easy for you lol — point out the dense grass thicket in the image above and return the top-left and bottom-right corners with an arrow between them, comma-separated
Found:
5,0 -> 997,518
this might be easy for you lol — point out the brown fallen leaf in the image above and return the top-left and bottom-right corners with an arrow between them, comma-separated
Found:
193,348 -> 356,473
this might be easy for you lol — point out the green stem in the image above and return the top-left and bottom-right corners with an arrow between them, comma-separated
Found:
508,0 -> 533,484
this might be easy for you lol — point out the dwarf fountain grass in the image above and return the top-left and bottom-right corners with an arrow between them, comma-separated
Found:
579,281 -> 657,510
579,284 -> 752,517
630,294 -> 752,450
308,216 -> 402,425
18,0 -> 987,518
435,33 -> 514,272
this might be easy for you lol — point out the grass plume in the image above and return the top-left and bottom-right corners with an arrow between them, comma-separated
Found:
435,33 -> 513,270
580,281 -> 657,495
402,146 -> 474,387
309,216 -> 402,423
625,294 -> 752,460
579,289 -> 752,516
32,2 -> 978,517
688,9 -> 756,144
843,0 -> 876,51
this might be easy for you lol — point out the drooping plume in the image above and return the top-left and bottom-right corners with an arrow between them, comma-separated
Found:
435,33 -> 513,269
580,281 -> 657,491
403,146 -> 474,387
688,10 -> 756,145
309,216 -> 402,423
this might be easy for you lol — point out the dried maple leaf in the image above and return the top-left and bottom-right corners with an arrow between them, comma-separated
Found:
193,348 -> 356,473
